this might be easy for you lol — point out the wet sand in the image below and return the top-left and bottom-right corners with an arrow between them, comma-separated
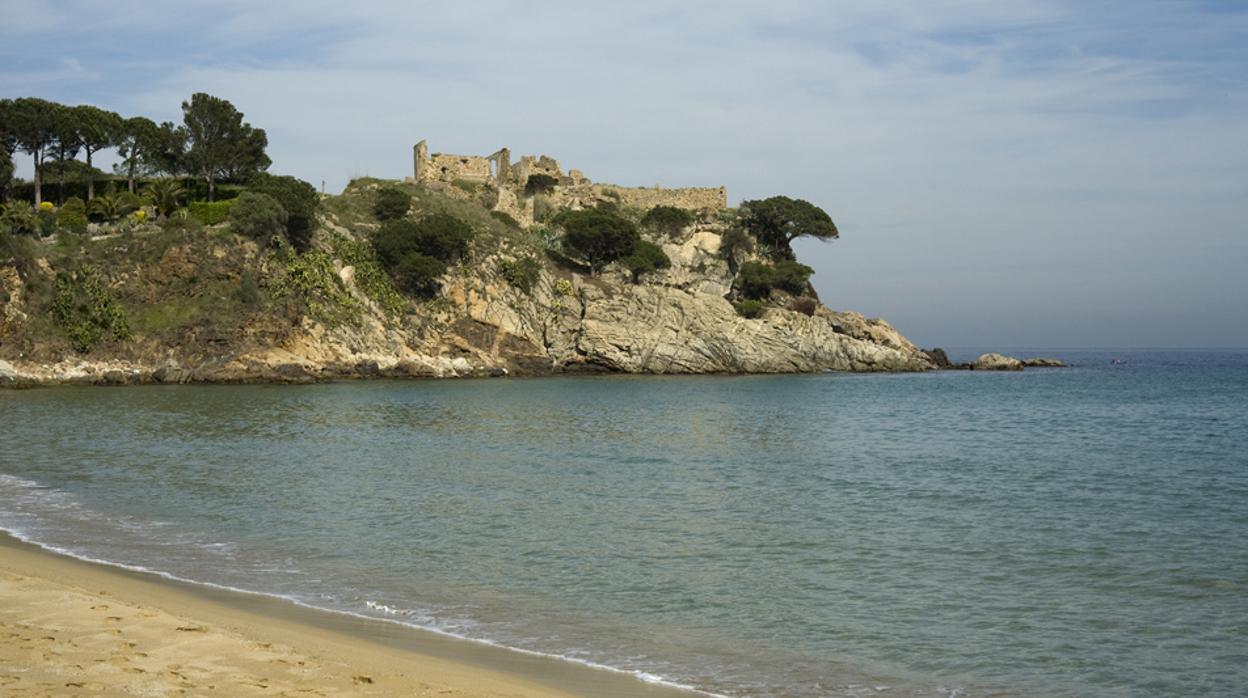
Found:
0,533 -> 692,697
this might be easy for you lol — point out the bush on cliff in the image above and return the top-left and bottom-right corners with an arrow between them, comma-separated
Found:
499,256 -> 541,293
228,191 -> 288,243
373,187 -> 411,221
734,260 -> 814,299
52,266 -> 131,352
372,214 -> 472,267
735,261 -> 775,300
248,173 -> 319,252
392,252 -> 446,298
733,299 -> 767,318
553,209 -> 638,274
771,260 -> 814,295
188,199 -> 236,225
622,239 -> 670,283
641,205 -> 693,239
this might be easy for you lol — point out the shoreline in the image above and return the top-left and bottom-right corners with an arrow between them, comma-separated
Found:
0,353 -> 1065,390
0,532 -> 699,697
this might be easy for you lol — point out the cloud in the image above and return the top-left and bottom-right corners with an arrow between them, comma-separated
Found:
2,1 -> 1245,347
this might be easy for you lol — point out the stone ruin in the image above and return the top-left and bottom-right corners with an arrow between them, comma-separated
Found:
408,140 -> 727,225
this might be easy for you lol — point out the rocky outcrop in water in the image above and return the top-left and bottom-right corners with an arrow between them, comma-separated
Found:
973,353 -> 1024,371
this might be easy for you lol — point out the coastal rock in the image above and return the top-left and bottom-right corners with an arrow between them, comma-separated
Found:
973,353 -> 1024,371
1022,357 -> 1065,367
924,347 -> 953,369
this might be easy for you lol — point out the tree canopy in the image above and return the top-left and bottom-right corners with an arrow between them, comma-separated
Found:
114,116 -> 162,193
553,209 -> 639,273
248,172 -> 318,251
640,205 -> 694,238
622,239 -> 671,283
72,105 -> 123,199
7,97 -> 61,204
179,93 -> 270,200
739,196 -> 838,259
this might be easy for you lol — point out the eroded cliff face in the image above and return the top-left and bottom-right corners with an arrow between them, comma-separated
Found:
0,194 -> 935,387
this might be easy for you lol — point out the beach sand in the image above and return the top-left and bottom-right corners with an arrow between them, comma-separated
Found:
0,535 -> 686,697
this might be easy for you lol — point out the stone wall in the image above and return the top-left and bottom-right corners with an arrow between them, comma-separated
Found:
597,184 -> 727,211
412,139 -> 726,212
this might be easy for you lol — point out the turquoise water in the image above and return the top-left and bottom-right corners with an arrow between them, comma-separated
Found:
2,350 -> 1246,696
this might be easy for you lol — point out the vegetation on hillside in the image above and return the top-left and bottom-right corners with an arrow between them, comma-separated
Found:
2,93 -> 847,358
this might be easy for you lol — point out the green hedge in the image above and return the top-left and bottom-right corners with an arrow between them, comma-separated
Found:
188,199 -> 237,226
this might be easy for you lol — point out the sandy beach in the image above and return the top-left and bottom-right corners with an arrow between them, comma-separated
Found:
0,534 -> 684,697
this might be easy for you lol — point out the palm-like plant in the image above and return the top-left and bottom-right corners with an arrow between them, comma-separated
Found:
144,178 -> 186,220
88,191 -> 140,223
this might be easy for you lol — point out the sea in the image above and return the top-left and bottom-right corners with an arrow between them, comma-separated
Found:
2,349 -> 1245,697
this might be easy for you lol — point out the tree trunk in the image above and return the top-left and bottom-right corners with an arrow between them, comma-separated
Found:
33,151 -> 42,206
86,149 -> 95,200
57,144 -> 67,205
207,175 -> 215,202
127,155 -> 137,194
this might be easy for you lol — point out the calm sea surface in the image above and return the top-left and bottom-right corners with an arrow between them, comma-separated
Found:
2,350 -> 1246,696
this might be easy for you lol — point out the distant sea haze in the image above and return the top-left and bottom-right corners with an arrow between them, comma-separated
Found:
2,349 -> 1246,697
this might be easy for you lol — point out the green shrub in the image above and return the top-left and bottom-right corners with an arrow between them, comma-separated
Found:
735,261 -> 775,300
248,173 -> 319,251
733,299 -> 767,318
641,205 -> 694,238
0,233 -> 39,278
527,224 -> 559,250
524,174 -> 558,197
373,187 -> 411,221
499,256 -> 542,293
188,199 -> 236,225
393,252 -> 446,297
52,266 -> 130,352
370,213 -> 473,297
87,192 -> 140,223
734,259 -> 814,298
57,197 -> 88,234
36,208 -> 58,237
553,209 -> 639,273
0,204 -> 38,236
144,179 -> 186,220
228,191 -> 288,242
414,213 -> 474,262
771,260 -> 814,294
621,239 -> 671,283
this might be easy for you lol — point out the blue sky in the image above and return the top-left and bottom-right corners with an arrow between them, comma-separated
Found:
3,1 -> 1246,348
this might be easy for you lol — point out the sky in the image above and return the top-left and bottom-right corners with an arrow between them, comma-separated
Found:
3,1 -> 1246,348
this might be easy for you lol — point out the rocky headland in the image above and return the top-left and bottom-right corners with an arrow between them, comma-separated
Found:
0,150 -> 1059,389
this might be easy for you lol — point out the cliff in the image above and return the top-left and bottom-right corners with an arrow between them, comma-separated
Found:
0,179 -> 936,387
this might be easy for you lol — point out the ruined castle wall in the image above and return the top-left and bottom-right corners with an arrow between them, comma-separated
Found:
596,185 -> 727,211
427,153 -> 492,182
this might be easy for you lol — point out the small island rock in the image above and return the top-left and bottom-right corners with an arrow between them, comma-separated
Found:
973,353 -> 1024,371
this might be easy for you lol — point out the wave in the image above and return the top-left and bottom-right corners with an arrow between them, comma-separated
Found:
0,472 -> 724,697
